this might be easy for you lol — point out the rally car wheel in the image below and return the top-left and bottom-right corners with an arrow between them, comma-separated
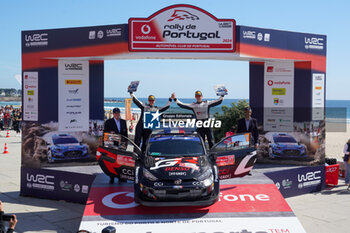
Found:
134,182 -> 141,204
268,148 -> 275,159
47,150 -> 54,163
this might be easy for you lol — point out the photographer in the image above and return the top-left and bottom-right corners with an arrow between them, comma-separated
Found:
0,201 -> 17,233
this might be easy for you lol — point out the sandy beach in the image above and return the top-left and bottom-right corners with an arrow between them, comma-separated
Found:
325,122 -> 349,161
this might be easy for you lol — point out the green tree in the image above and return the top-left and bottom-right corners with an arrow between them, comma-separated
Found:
213,99 -> 249,142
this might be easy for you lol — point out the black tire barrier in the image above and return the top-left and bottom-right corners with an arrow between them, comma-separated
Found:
325,158 -> 337,165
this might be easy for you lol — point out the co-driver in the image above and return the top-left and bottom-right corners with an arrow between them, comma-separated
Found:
171,91 -> 224,148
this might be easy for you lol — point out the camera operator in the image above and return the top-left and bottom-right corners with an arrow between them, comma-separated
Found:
0,201 -> 17,233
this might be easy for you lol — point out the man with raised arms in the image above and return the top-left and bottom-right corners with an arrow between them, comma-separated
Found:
172,91 -> 225,148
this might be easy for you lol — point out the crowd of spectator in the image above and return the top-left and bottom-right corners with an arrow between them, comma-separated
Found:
0,106 -> 21,134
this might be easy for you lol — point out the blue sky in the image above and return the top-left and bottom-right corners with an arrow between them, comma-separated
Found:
0,0 -> 349,99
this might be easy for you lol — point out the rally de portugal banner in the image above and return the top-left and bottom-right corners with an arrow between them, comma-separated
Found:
129,4 -> 235,52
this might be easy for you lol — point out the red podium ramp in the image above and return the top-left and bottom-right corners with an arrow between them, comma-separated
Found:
79,184 -> 306,233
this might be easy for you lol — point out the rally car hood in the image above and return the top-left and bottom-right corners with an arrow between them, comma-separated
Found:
147,156 -> 209,180
272,142 -> 303,149
54,143 -> 84,149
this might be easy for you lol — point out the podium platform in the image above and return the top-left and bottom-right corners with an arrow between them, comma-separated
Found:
79,167 -> 307,233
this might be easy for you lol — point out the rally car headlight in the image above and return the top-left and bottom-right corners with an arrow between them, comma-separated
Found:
202,176 -> 214,187
53,147 -> 63,152
143,169 -> 158,181
197,168 -> 212,181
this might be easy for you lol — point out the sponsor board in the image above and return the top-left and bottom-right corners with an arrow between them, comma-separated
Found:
21,167 -> 95,203
23,72 -> 39,121
79,184 -> 306,233
58,60 -> 89,131
264,61 -> 294,132
129,4 -> 235,52
312,73 -> 325,120
264,165 -> 325,198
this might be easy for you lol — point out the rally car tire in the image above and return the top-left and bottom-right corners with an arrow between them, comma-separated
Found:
47,150 -> 54,163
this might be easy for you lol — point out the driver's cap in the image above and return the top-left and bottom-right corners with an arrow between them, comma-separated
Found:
148,95 -> 155,101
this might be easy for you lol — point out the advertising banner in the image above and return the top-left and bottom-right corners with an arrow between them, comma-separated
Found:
239,25 -> 327,57
23,72 -> 39,121
79,184 -> 306,233
22,24 -> 128,54
124,98 -> 132,120
264,165 -> 325,198
80,217 -> 306,233
58,60 -> 89,132
264,61 -> 294,131
312,73 -> 325,120
129,4 -> 235,52
20,167 -> 95,204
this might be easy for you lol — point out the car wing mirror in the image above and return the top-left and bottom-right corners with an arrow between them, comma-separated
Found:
132,152 -> 140,161
209,152 -> 217,161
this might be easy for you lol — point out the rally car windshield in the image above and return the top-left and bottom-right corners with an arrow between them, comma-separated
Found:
148,136 -> 204,157
53,137 -> 79,144
273,136 -> 296,143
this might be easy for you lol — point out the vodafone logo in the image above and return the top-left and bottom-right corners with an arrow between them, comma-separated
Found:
267,80 -> 273,86
141,24 -> 151,35
25,75 -> 28,79
102,192 -> 139,209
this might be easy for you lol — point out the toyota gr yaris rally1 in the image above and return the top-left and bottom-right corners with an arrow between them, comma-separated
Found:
96,129 -> 257,206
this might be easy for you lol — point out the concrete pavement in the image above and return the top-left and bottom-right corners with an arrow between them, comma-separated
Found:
0,130 -> 349,233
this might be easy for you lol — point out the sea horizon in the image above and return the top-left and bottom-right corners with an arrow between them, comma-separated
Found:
1,98 -> 349,122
